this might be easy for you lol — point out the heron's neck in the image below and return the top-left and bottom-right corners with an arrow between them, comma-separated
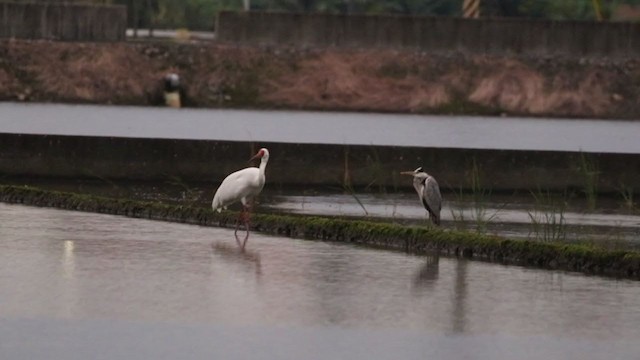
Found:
413,177 -> 424,190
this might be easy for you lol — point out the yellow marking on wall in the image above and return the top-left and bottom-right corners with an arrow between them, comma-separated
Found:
463,0 -> 480,19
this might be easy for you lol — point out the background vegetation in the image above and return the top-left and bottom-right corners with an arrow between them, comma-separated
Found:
13,0 -> 640,30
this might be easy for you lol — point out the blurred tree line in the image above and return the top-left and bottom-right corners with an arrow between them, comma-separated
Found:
14,0 -> 640,30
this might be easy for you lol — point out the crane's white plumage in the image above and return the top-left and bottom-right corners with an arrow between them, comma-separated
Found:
212,148 -> 270,249
401,167 -> 442,226
212,148 -> 269,212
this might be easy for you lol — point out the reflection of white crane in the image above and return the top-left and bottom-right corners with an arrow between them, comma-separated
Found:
212,148 -> 270,249
401,167 -> 442,226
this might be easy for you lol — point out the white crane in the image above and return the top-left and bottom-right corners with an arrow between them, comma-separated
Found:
401,167 -> 442,226
212,148 -> 270,249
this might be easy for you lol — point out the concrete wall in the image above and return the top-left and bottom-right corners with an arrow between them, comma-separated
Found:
216,11 -> 640,57
0,2 -> 126,41
0,134 -> 638,195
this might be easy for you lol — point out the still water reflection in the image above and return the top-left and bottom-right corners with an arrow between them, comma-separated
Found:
1,203 -> 639,359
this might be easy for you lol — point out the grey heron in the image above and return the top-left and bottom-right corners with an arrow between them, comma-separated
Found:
401,167 -> 442,226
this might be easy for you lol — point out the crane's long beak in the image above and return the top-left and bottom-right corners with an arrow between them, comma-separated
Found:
400,171 -> 415,176
249,152 -> 262,162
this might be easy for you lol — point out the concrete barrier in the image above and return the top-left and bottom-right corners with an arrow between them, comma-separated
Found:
216,11 -> 640,57
0,134 -> 638,194
0,2 -> 126,41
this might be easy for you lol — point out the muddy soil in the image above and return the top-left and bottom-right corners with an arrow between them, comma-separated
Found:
1,39 -> 639,118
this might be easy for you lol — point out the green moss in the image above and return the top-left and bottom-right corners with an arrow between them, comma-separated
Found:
1,184 -> 639,280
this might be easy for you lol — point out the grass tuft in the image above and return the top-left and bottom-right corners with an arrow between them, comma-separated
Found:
450,158 -> 502,234
578,152 -> 599,211
527,188 -> 568,243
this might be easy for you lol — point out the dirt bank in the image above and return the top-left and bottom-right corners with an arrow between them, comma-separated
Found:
1,39 -> 639,118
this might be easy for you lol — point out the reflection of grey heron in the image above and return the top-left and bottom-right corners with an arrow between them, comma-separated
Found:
401,167 -> 442,226
413,253 -> 440,289
212,148 -> 270,249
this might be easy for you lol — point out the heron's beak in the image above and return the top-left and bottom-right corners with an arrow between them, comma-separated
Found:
400,171 -> 415,176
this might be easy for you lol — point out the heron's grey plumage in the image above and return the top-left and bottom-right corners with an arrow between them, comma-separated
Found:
409,167 -> 442,226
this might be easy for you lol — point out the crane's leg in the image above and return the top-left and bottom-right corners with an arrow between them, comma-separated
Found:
240,204 -> 251,249
234,207 -> 246,247
234,209 -> 243,239
234,204 -> 251,250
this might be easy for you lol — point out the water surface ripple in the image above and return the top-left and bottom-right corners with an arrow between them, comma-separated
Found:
1,203 -> 639,359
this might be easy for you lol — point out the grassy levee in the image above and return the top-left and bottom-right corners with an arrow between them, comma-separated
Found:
2,184 -> 639,280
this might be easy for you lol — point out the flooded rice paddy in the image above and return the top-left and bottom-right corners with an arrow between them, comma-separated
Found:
1,202 -> 640,359
266,191 -> 640,245
1,102 -> 639,246
2,103 -> 640,358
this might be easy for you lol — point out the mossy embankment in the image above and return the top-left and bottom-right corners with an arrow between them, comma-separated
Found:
2,184 -> 639,280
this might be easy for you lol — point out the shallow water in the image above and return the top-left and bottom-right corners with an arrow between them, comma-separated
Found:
1,203 -> 640,359
266,192 -> 640,246
2,102 -> 640,153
